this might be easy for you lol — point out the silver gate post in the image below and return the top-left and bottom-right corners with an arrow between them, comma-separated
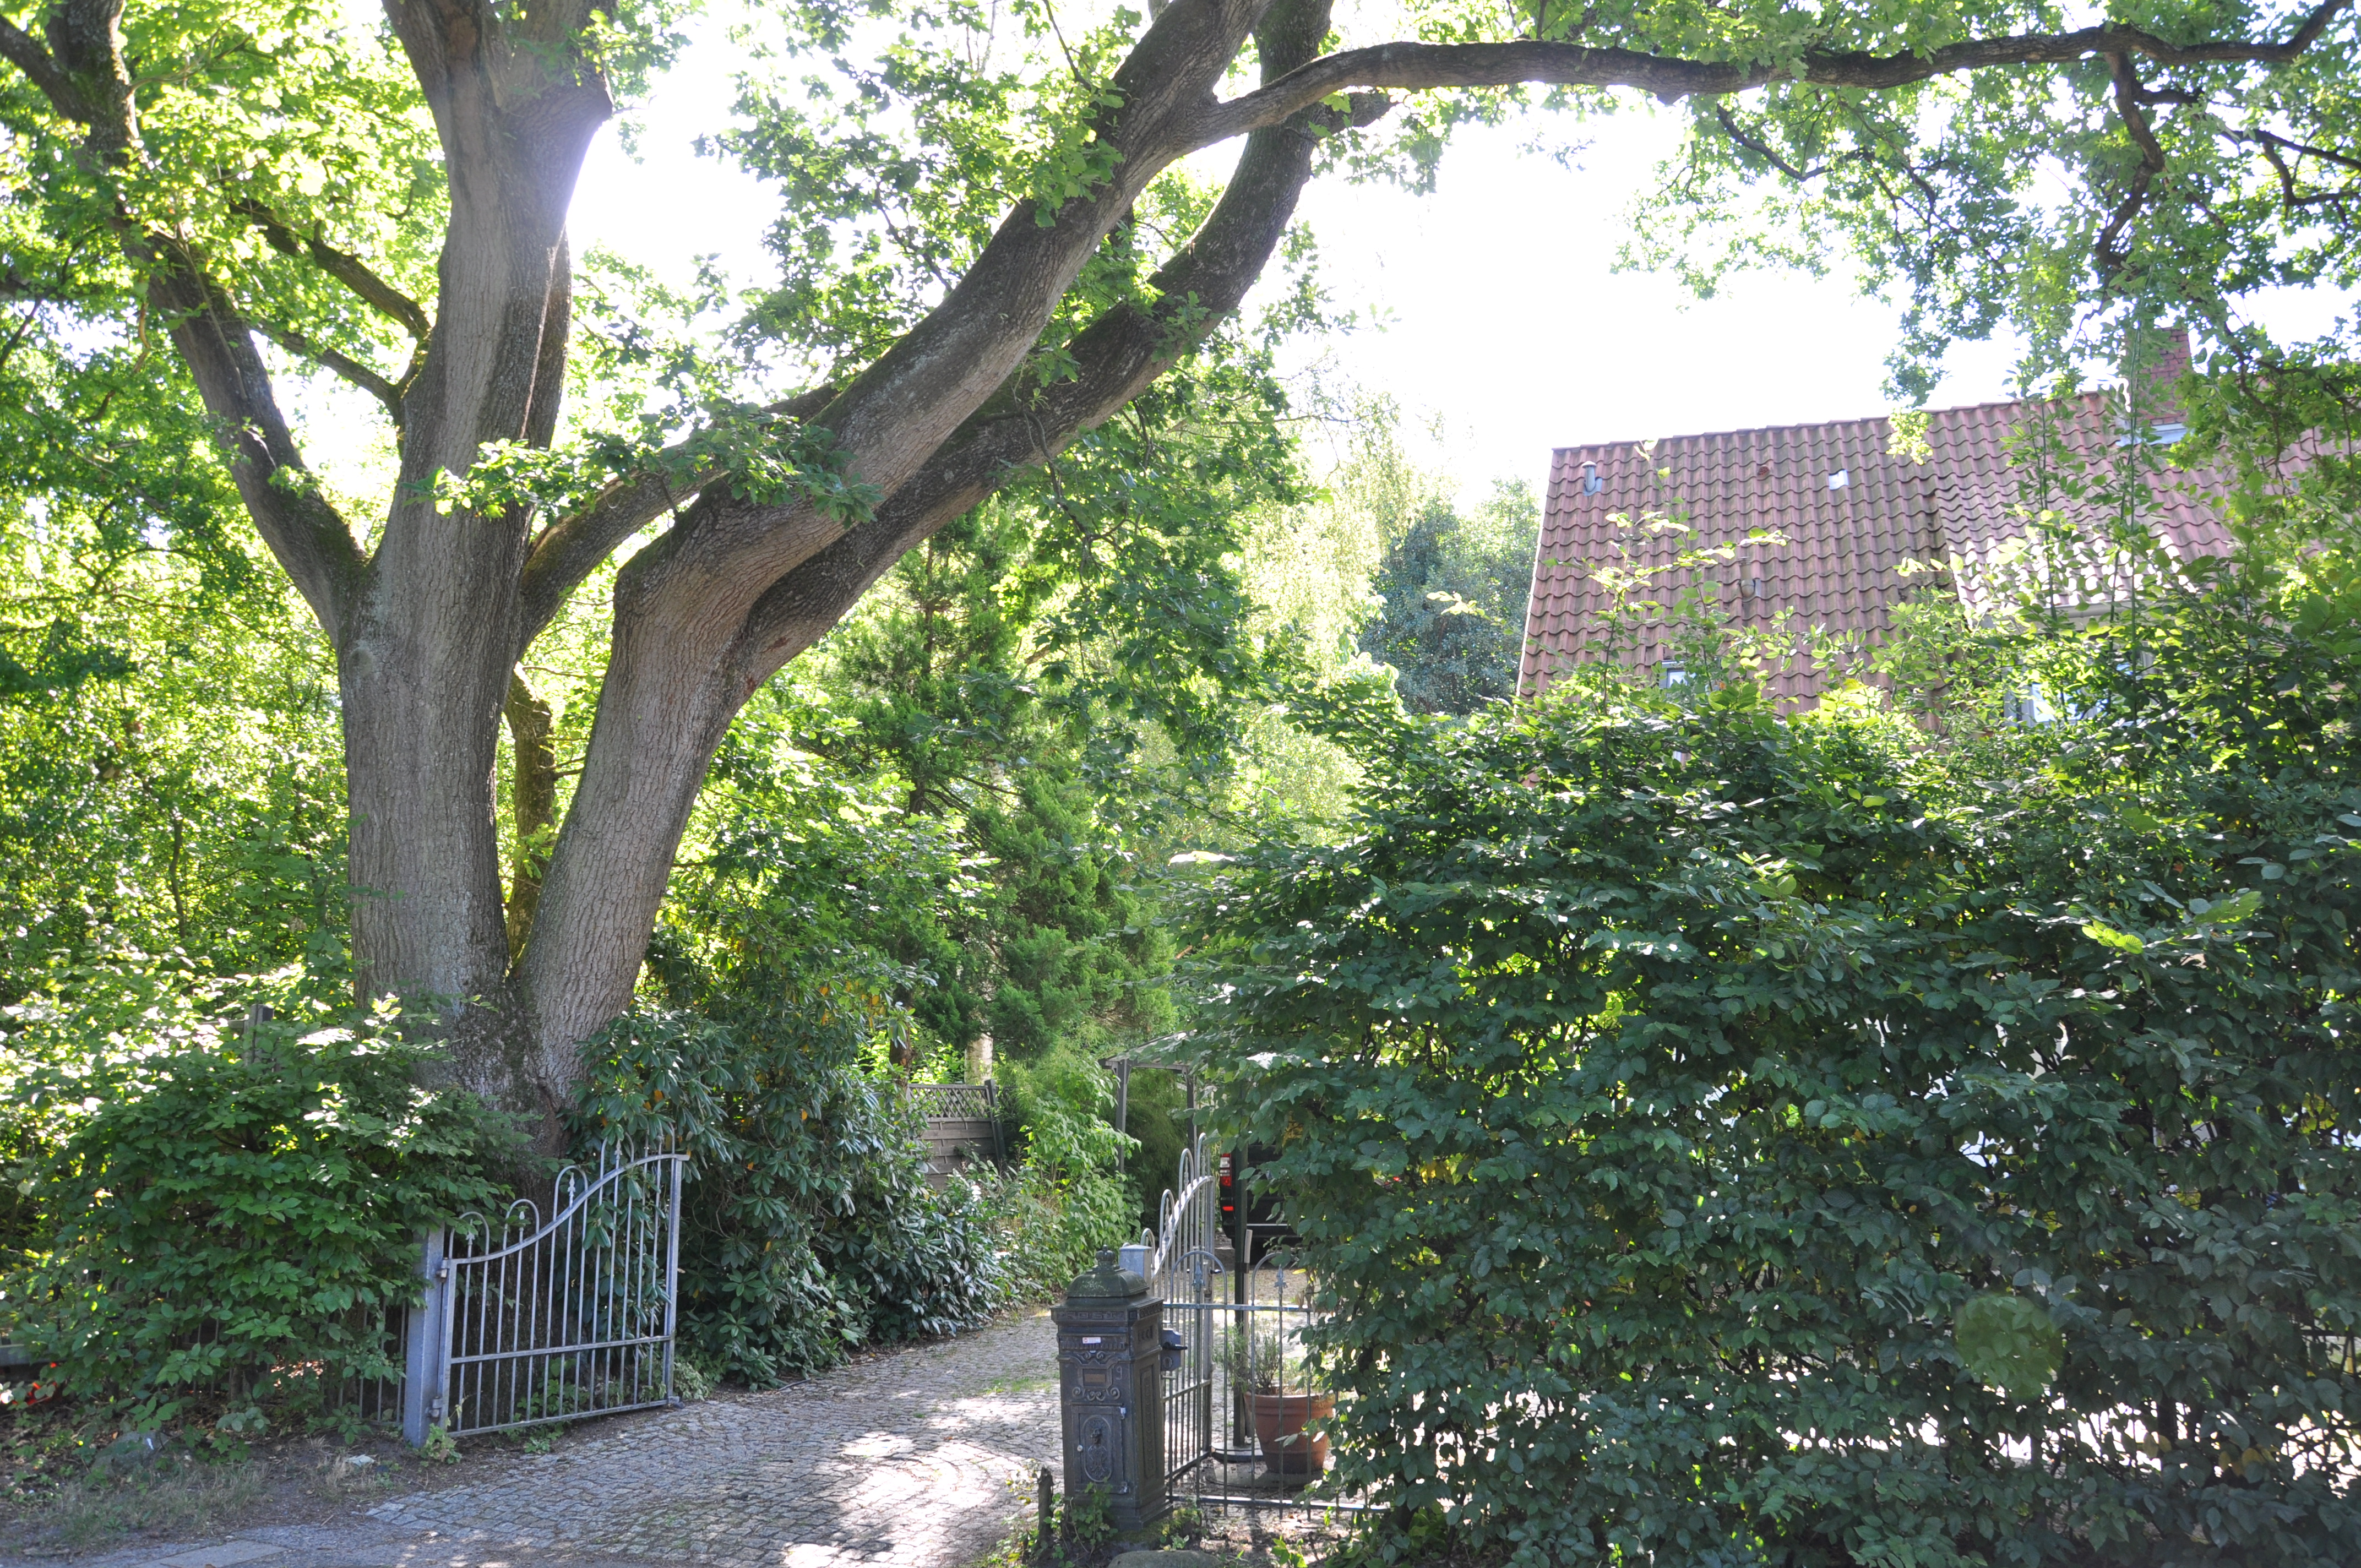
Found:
401,1228 -> 448,1447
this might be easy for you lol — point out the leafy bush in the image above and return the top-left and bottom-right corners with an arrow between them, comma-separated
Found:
1194,569 -> 2361,1565
1,961 -> 510,1425
579,997 -> 1143,1386
578,1001 -> 1007,1386
991,1044 -> 1141,1293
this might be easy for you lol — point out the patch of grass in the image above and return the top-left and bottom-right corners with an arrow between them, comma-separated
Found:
979,1374 -> 1058,1396
15,1453 -> 268,1555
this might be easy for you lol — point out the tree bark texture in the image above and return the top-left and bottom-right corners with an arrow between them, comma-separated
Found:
503,672 -> 558,962
2,0 -> 2341,1142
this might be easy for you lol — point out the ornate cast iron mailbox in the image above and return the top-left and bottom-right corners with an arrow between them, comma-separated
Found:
1052,1248 -> 1166,1532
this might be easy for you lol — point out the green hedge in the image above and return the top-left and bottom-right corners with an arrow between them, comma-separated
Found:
1196,582 -> 2361,1564
2,965 -> 508,1426
576,1003 -> 1134,1387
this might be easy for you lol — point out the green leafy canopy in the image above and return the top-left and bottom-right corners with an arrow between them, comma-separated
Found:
1190,551 -> 2361,1565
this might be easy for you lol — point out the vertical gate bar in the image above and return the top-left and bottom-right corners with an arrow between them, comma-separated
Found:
614,1165 -> 634,1404
662,1154 -> 682,1402
627,1161 -> 646,1402
614,1165 -> 630,1403
558,1196 -> 576,1417
439,1235 -> 461,1435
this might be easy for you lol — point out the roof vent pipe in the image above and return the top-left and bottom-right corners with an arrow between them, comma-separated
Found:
1581,461 -> 1602,495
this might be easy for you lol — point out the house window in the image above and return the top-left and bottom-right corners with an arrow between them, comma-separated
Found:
1661,662 -> 1693,689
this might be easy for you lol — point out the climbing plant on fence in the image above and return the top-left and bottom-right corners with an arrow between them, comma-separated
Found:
1192,561 -> 2361,1565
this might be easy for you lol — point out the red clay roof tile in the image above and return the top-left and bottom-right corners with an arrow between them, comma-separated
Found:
1520,384 -> 2240,709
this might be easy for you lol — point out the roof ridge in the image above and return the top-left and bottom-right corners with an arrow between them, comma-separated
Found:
1542,390 -> 2120,458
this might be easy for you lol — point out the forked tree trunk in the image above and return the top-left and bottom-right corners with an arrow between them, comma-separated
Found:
12,0 -> 2239,1155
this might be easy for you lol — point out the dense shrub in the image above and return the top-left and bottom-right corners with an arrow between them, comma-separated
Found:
1,961 -> 509,1425
578,1001 -> 997,1384
578,998 -> 1134,1387
1194,568 -> 2361,1565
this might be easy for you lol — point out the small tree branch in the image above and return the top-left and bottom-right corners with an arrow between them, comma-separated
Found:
249,316 -> 405,419
234,197 -> 432,340
1712,102 -> 1828,181
2097,53 -> 2171,284
504,668 -> 557,963
1193,9 -> 2355,147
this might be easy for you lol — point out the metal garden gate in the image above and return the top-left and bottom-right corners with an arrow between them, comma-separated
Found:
1130,1136 -> 1334,1510
402,1136 -> 687,1443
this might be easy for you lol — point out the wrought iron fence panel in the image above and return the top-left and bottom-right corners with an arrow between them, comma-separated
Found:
405,1136 -> 684,1440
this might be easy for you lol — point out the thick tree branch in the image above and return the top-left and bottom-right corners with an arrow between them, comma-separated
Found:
235,197 -> 433,341
1194,8 -> 2354,147
145,247 -> 366,632
43,0 -> 138,161
513,384 -> 838,650
728,0 -> 1339,687
17,0 -> 363,633
0,17 -> 89,121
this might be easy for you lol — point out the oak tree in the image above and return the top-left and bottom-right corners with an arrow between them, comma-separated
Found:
1,0 -> 2352,1144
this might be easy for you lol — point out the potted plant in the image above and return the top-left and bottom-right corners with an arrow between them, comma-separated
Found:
1230,1322 -> 1331,1479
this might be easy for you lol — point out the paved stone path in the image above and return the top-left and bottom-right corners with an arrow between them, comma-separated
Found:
18,1310 -> 1060,1568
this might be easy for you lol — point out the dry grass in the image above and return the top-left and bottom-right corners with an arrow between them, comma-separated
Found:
9,1453 -> 270,1556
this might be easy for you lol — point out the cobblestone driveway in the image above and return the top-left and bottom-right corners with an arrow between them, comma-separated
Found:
368,1308 -> 1058,1568
22,1310 -> 1060,1568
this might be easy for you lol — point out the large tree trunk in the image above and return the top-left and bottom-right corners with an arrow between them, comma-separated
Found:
342,2 -> 609,1148
515,0 -> 1338,1080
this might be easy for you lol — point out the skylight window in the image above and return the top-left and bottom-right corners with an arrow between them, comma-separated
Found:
1828,469 -> 1850,489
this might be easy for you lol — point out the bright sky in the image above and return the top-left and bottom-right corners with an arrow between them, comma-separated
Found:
566,24 -> 2354,506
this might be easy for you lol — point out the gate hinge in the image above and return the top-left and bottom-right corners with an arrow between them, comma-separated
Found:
427,1395 -> 444,1419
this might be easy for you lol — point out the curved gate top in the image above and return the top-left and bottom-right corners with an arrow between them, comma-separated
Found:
404,1136 -> 686,1443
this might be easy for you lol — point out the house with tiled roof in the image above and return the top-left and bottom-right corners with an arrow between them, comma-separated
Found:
1517,333 -> 2237,708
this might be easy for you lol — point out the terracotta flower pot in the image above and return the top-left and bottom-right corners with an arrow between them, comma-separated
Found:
1249,1389 -> 1334,1478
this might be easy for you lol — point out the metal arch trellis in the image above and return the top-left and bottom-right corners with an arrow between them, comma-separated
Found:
402,1134 -> 687,1444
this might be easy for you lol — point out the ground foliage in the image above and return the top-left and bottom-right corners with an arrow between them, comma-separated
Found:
0,963 -> 509,1429
1190,551 -> 2361,1565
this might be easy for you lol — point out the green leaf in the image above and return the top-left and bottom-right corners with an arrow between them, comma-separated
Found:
2080,921 -> 2145,954
1954,1293 -> 2064,1397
